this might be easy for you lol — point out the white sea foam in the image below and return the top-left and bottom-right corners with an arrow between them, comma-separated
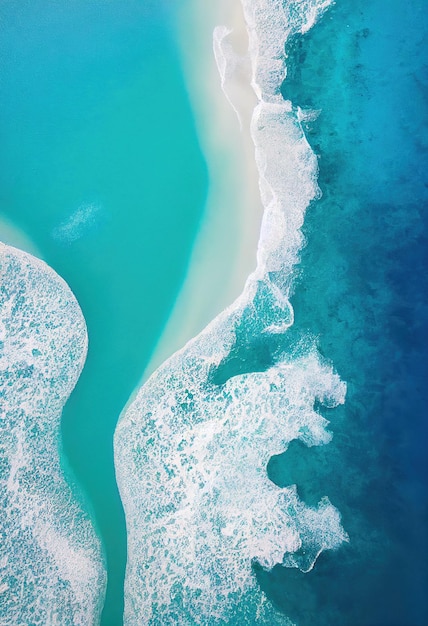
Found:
52,202 -> 102,245
241,0 -> 333,102
213,25 -> 244,128
116,291 -> 347,624
115,0 -> 345,623
0,244 -> 106,624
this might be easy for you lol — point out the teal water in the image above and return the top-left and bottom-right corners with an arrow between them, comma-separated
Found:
0,2 -> 206,624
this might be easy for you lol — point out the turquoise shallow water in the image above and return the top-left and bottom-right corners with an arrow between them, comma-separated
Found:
0,2 -> 206,624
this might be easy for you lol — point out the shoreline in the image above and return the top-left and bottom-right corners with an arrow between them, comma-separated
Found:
0,216 -> 42,259
144,0 -> 262,377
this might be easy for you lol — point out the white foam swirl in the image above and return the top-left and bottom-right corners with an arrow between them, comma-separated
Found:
0,243 -> 106,625
213,25 -> 244,128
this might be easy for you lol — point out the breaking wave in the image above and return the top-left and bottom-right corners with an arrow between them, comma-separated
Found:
0,244 -> 106,625
115,0 -> 347,623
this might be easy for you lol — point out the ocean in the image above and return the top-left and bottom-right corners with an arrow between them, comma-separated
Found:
262,0 -> 428,623
1,0 -> 427,625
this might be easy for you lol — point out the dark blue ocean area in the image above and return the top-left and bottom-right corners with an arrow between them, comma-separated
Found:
255,0 -> 428,624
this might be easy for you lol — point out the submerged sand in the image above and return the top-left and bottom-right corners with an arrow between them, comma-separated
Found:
145,0 -> 262,376
0,216 -> 42,258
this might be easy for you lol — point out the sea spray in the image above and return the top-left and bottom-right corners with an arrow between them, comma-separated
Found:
115,0 -> 347,623
0,244 -> 106,625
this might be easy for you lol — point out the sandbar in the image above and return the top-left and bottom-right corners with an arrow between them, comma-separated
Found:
145,0 -> 262,376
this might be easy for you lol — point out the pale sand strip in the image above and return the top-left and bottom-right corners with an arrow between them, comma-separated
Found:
145,0 -> 261,377
0,215 -> 42,258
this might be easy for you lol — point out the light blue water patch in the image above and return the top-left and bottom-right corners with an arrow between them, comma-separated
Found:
0,244 -> 106,625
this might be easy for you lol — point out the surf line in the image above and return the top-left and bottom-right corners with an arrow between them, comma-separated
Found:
115,0 -> 348,624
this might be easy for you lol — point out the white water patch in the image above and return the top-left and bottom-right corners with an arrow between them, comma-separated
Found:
0,244 -> 106,624
115,282 -> 347,624
52,202 -> 103,245
241,0 -> 333,102
115,0 -> 346,623
251,100 -> 320,278
213,25 -> 245,128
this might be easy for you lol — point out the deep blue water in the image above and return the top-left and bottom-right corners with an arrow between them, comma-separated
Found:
258,0 -> 428,624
